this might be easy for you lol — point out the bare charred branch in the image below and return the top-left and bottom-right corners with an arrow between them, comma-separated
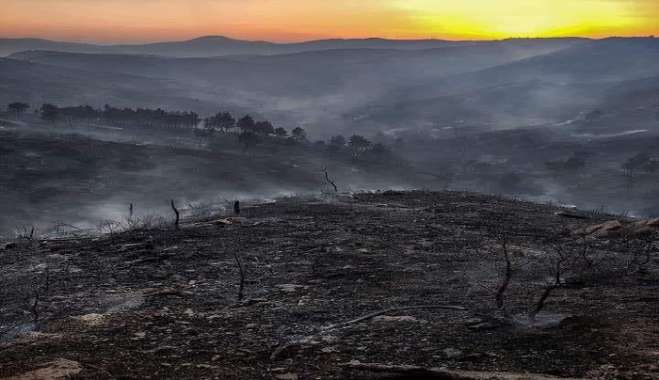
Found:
233,251 -> 245,301
323,167 -> 338,193
170,200 -> 180,230
495,235 -> 512,311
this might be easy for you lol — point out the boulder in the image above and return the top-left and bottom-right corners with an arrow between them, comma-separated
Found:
628,219 -> 659,237
579,220 -> 623,237
2,358 -> 81,380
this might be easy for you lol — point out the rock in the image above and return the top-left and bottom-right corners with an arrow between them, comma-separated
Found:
442,348 -> 464,359
104,291 -> 145,313
274,373 -> 299,380
12,331 -> 63,343
320,335 -> 339,344
119,242 -> 149,252
373,315 -> 425,323
3,358 -> 82,380
211,218 -> 233,226
275,284 -> 307,293
578,219 -> 659,238
297,296 -> 310,306
142,346 -> 179,355
74,313 -> 107,327
144,287 -> 191,297
196,364 -> 219,369
628,219 -> 659,237
467,321 -> 499,331
464,317 -> 484,326
580,220 -> 623,237
514,313 -> 571,329
233,297 -> 268,307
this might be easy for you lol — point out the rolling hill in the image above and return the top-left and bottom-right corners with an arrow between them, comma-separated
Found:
350,37 -> 659,133
4,38 -> 591,135
1,35 -> 471,58
3,37 -> 659,136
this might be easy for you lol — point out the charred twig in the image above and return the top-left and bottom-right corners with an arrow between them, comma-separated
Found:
233,251 -> 245,301
170,200 -> 180,230
529,239 -> 568,320
270,305 -> 467,360
530,283 -> 560,321
495,235 -> 512,312
323,167 -> 338,193
321,304 -> 465,331
16,225 -> 35,240
271,304 -> 465,360
30,267 -> 51,329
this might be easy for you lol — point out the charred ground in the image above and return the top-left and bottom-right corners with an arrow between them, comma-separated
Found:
1,191 -> 658,379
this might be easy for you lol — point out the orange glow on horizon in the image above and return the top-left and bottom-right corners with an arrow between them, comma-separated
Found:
1,0 -> 658,43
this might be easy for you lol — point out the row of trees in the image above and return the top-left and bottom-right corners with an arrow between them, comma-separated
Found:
39,104 -> 201,129
325,134 -> 392,160
202,112 -> 306,139
5,101 -> 393,160
32,103 -> 310,142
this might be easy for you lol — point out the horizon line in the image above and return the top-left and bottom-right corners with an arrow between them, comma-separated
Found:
1,34 -> 656,46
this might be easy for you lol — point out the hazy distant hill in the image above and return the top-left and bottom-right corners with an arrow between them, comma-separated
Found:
0,35 -> 586,58
0,58 -> 220,113
3,37 -> 659,136
0,35 -> 462,58
0,38 -> 107,57
5,38 -> 587,133
10,40 -> 580,95
351,37 -> 659,132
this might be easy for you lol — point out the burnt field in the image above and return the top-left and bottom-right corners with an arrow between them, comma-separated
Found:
0,127 -> 417,237
1,191 -> 658,379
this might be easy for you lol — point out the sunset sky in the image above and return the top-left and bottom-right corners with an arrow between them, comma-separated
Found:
1,0 -> 658,43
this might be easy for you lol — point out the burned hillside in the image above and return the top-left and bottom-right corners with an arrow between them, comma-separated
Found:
1,191 -> 657,379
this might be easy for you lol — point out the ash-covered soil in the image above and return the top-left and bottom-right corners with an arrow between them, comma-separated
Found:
0,191 -> 658,379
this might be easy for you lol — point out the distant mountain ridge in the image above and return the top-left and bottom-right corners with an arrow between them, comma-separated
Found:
3,36 -> 658,137
0,35 -> 590,58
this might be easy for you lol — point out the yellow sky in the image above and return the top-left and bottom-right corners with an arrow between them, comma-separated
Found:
1,0 -> 657,43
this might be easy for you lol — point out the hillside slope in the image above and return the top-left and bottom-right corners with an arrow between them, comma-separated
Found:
0,127 -> 417,236
351,38 -> 659,130
0,58 -> 220,113
0,191 -> 657,379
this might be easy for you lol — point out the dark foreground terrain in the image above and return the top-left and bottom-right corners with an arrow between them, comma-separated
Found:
1,191 -> 658,379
